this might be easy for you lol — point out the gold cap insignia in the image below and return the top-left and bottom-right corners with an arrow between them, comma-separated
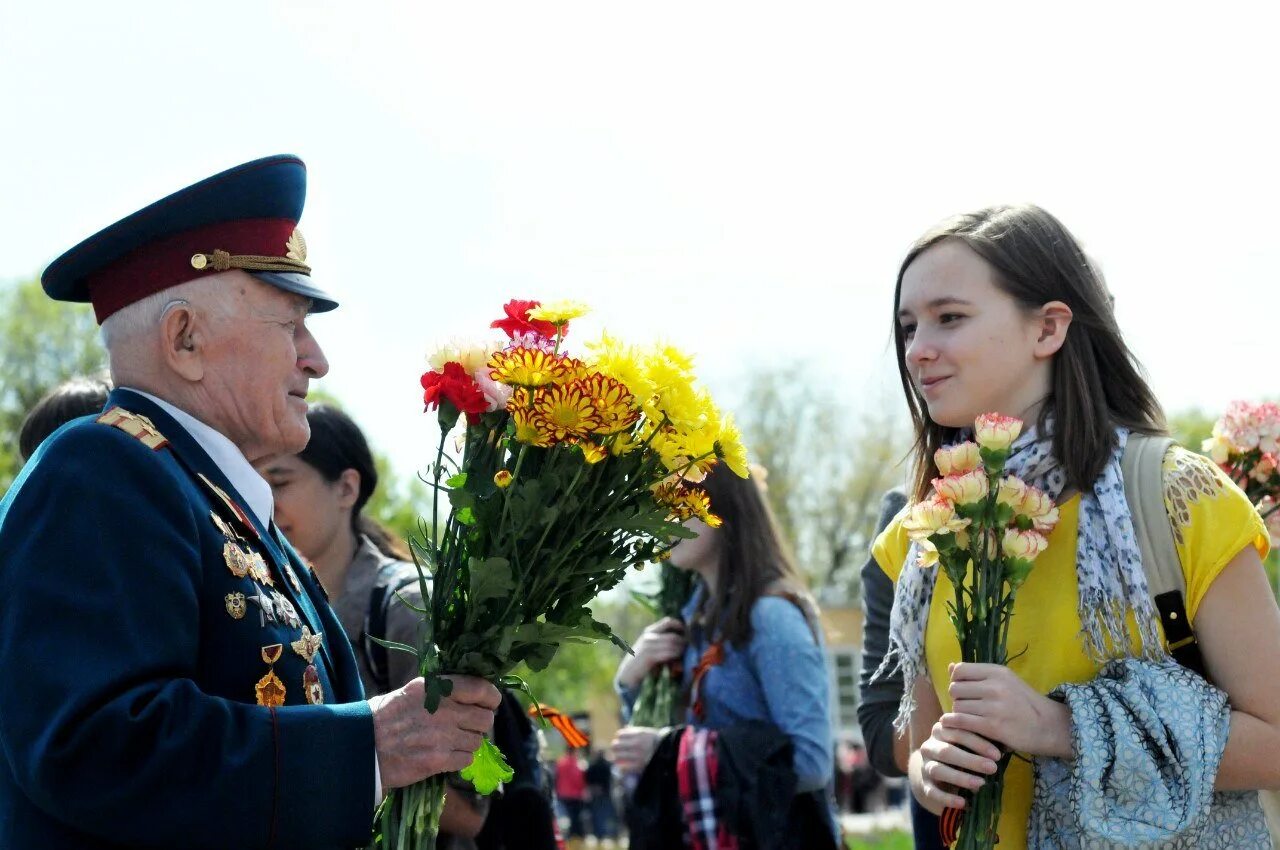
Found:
291,626 -> 324,664
285,228 -> 307,263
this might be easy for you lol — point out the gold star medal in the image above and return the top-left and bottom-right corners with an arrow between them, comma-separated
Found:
303,665 -> 324,705
224,541 -> 251,578
225,592 -> 247,620
255,644 -> 287,707
291,626 -> 323,664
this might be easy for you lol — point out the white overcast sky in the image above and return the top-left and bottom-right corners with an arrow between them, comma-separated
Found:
2,2 -> 1276,479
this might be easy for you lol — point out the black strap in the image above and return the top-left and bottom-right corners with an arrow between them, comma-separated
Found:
1153,590 -> 1210,680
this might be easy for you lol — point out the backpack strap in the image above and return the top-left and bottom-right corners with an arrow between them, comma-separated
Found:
1121,433 -> 1208,679
361,559 -> 419,694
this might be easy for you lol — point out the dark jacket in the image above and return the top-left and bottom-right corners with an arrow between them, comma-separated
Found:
0,389 -> 373,849
628,722 -> 839,850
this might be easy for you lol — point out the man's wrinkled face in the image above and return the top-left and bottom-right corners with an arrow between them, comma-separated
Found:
199,275 -> 328,462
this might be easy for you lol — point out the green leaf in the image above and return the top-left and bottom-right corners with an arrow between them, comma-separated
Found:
367,635 -> 420,657
469,557 -> 514,602
446,472 -> 468,488
461,736 -> 514,795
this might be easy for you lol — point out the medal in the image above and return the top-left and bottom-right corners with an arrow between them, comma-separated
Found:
247,552 -> 274,587
255,644 -> 287,707
225,592 -> 247,620
291,626 -> 323,664
223,541 -> 251,578
303,664 -> 324,705
281,559 -> 303,593
247,587 -> 278,627
271,591 -> 301,629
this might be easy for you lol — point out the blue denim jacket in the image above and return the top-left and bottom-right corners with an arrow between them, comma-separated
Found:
619,585 -> 834,794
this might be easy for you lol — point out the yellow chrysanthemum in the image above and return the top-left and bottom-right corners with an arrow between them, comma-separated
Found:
584,333 -> 656,406
565,437 -> 608,465
510,405 -> 553,447
489,347 -> 569,388
527,299 -> 590,325
533,384 -> 602,441
557,356 -> 592,384
713,414 -> 750,479
653,481 -> 722,528
578,373 -> 640,435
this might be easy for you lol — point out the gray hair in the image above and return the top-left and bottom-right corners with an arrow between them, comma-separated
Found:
99,278 -> 231,356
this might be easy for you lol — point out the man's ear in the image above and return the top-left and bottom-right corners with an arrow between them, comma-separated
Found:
1034,301 -> 1073,359
160,301 -> 205,381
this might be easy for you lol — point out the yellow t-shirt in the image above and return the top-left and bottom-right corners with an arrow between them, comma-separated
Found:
872,447 -> 1271,850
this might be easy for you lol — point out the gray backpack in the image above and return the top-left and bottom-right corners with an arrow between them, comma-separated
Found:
1122,433 -> 1280,848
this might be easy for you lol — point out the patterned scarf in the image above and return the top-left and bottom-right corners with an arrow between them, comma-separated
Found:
873,422 -> 1169,730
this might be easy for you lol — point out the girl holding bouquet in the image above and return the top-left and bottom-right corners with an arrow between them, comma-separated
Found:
876,204 -> 1280,848
611,465 -> 840,847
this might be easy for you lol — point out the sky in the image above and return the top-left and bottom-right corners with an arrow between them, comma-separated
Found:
2,1 -> 1277,481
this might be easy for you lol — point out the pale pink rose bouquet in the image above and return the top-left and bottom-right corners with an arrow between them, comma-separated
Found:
902,413 -> 1059,850
1202,401 -> 1280,537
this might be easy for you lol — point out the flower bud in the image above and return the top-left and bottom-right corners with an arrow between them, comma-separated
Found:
935,441 -> 982,476
494,470 -> 514,489
975,413 -> 1023,452
933,469 -> 988,507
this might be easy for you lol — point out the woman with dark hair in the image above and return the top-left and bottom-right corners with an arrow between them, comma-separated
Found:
18,376 -> 112,464
876,205 -> 1278,847
611,464 -> 839,846
257,404 -> 493,848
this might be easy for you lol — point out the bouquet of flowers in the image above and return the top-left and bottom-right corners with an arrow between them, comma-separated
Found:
628,561 -> 698,727
1202,401 -> 1280,584
902,414 -> 1059,850
371,299 -> 748,849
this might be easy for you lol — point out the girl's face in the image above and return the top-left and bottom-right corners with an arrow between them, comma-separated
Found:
257,454 -> 354,561
897,240 -> 1058,430
668,518 -> 721,576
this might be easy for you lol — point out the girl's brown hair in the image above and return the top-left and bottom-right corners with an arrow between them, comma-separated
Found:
692,464 -> 818,647
892,204 -> 1166,502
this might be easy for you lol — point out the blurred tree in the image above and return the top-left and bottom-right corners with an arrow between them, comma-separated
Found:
733,363 -> 909,603
0,278 -> 106,492
1167,407 -> 1215,451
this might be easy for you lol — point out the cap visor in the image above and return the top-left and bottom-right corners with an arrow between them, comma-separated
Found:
249,271 -> 338,313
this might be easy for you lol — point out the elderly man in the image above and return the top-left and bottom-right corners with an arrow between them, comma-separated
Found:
0,155 -> 500,848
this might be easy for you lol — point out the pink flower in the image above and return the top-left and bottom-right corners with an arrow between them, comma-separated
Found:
935,441 -> 982,476
473,367 -> 514,413
902,495 -> 970,542
933,468 -> 988,506
1003,528 -> 1049,562
974,413 -> 1023,452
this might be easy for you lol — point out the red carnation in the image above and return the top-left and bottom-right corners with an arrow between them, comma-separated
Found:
421,362 -> 488,424
491,299 -> 559,340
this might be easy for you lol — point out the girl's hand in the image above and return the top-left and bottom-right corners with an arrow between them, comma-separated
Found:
616,617 -> 686,689
611,726 -> 666,775
917,718 -> 1002,811
944,662 -> 1073,759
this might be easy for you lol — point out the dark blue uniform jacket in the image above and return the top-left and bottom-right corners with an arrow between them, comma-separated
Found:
0,389 -> 375,848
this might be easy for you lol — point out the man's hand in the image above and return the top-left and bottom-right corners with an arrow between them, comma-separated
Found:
369,675 -> 501,790
616,617 -> 686,690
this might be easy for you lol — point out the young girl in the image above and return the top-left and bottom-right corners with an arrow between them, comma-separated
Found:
876,205 -> 1279,848
611,464 -> 838,844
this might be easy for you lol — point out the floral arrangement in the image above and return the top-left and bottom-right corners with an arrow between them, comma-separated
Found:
628,561 -> 698,727
1203,401 -> 1280,543
902,414 -> 1059,850
371,299 -> 748,849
